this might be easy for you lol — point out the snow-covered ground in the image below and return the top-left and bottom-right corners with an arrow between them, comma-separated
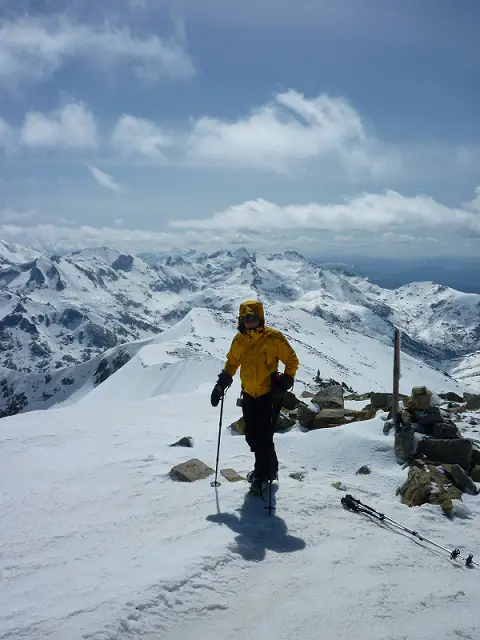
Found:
1,322 -> 479,640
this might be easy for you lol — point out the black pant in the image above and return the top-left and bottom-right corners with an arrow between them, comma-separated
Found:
242,392 -> 282,481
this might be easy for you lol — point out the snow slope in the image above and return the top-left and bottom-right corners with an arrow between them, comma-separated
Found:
451,351 -> 480,393
1,340 -> 479,640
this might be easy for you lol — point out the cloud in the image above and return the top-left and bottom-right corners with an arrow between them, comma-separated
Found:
186,90 -> 398,178
1,219 -> 477,260
85,164 -> 123,192
0,15 -> 194,88
170,188 -> 480,236
20,102 -> 99,149
0,223 -> 256,253
0,117 -> 15,151
111,115 -> 172,157
0,208 -> 36,223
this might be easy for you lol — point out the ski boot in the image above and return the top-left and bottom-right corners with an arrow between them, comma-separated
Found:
248,477 -> 268,496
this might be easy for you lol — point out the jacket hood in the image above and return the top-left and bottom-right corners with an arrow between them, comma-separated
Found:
239,300 -> 265,322
237,300 -> 265,333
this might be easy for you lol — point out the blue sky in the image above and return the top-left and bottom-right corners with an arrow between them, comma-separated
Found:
0,0 -> 479,258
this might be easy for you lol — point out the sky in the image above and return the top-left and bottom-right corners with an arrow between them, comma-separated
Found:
0,0 -> 479,259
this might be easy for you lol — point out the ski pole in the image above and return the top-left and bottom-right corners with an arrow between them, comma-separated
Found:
211,391 -> 226,488
264,479 -> 275,516
341,494 -> 476,568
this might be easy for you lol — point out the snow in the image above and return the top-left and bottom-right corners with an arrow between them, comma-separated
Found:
450,351 -> 480,393
0,240 -> 40,267
2,245 -> 479,394
1,316 -> 480,640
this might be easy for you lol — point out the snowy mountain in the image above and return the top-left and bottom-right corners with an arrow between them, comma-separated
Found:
1,242 -> 479,414
0,303 -> 465,419
1,307 -> 479,639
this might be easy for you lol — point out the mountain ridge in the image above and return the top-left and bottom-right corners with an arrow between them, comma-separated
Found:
1,243 -> 479,415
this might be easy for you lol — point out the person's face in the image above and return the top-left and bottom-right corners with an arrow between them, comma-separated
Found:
243,313 -> 261,330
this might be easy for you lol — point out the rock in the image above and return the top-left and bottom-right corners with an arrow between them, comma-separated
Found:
356,465 -> 371,475
470,466 -> 480,482
301,391 -> 314,398
220,468 -> 245,482
439,392 -> 464,403
428,488 -> 460,516
450,464 -> 479,495
297,403 -> 317,428
370,393 -> 393,410
414,406 -> 443,426
345,392 -> 372,401
290,471 -> 305,482
111,254 -> 134,271
229,417 -> 245,435
400,466 -> 432,507
170,436 -> 194,448
409,386 -> 433,411
169,458 -> 214,482
447,406 -> 465,415
275,412 -> 296,432
399,464 -> 462,515
383,419 -> 394,435
470,418 -> 479,426
465,393 -> 480,411
399,408 -> 413,428
345,408 -> 378,422
416,438 -> 473,470
312,408 -> 346,429
472,447 -> 480,465
432,423 -> 459,439
394,427 -> 414,463
282,391 -> 299,410
332,481 -> 347,490
445,402 -> 461,409
312,385 -> 344,409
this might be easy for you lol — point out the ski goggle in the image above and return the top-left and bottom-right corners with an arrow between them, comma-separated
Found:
242,313 -> 260,321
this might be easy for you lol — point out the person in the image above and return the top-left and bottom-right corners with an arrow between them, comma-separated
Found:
210,300 -> 299,494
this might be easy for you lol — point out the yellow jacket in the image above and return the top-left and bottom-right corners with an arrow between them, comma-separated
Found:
223,300 -> 299,398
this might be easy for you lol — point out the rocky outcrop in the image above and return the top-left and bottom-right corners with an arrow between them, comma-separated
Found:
465,393 -> 480,411
297,403 -> 317,428
312,385 -> 344,409
111,254 -> 134,272
439,392 -> 464,403
416,438 -> 473,470
398,463 -> 463,515
313,409 -> 346,429
370,393 -> 393,410
276,412 -> 296,432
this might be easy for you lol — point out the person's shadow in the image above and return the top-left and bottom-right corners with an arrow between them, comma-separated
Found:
207,485 -> 306,561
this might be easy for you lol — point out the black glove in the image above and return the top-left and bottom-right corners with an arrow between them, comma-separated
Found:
271,373 -> 294,402
210,371 -> 233,407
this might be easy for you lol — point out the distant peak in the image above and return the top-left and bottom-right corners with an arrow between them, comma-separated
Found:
232,247 -> 252,260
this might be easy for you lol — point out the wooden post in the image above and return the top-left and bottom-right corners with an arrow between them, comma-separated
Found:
392,328 -> 400,426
